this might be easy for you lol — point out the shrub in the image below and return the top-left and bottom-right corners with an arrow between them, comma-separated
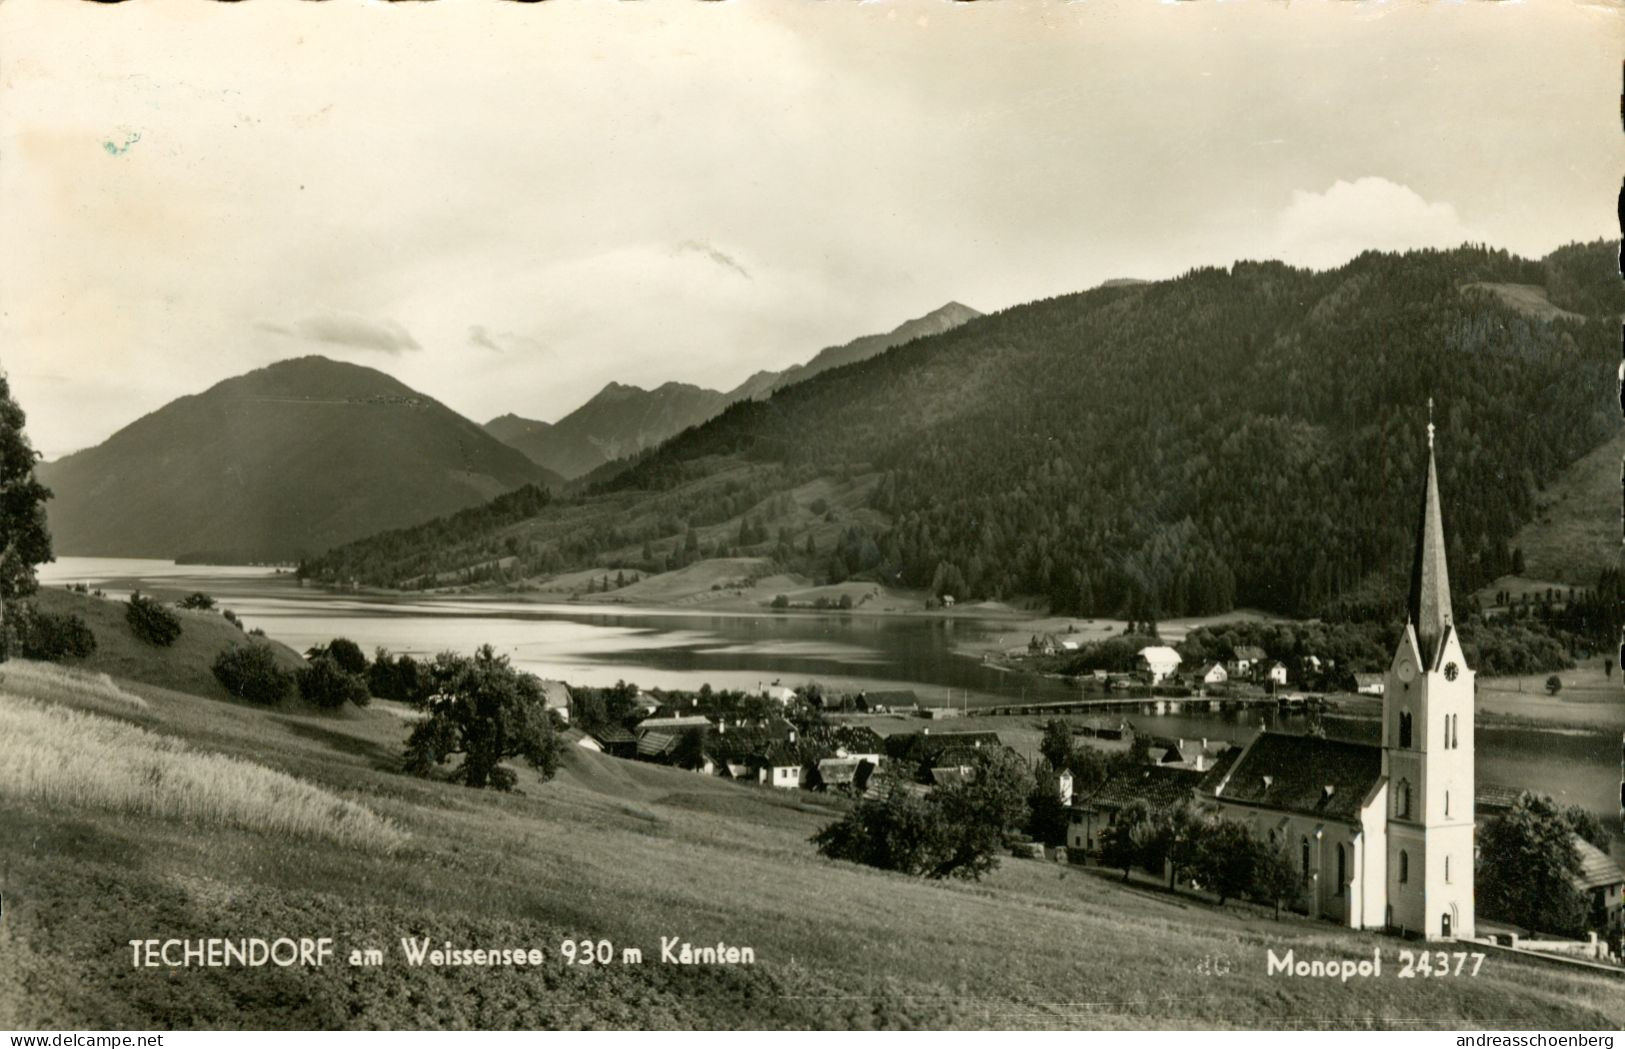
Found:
771,594 -> 790,610
298,655 -> 370,709
178,592 -> 216,610
323,637 -> 368,676
125,592 -> 182,647
222,608 -> 244,630
212,643 -> 295,705
14,605 -> 97,662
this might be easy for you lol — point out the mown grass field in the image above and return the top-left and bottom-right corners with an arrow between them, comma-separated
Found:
3,641 -> 1624,1028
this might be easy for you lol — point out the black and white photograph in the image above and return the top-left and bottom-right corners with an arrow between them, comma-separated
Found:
1,0 -> 1622,1034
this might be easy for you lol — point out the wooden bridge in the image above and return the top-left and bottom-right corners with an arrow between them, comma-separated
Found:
967,693 -> 1328,718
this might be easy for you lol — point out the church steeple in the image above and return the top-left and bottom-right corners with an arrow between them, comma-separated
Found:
1407,399 -> 1453,667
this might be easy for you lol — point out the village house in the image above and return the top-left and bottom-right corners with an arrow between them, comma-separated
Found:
1029,633 -> 1062,656
1354,673 -> 1386,696
865,689 -> 919,714
537,680 -> 573,723
1202,421 -> 1477,940
1574,838 -> 1625,935
1137,645 -> 1182,684
1264,661 -> 1289,687
588,724 -> 638,758
760,684 -> 798,705
1196,662 -> 1228,688
1229,645 -> 1267,678
1067,765 -> 1211,855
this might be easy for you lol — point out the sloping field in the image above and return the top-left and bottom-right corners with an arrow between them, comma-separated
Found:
1,659 -> 1622,1029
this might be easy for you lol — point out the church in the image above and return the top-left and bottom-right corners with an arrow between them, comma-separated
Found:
1198,416 -> 1475,940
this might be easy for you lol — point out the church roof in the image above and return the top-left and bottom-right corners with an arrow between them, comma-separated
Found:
1408,435 -> 1454,669
1203,731 -> 1382,821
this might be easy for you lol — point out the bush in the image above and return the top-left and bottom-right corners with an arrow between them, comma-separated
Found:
178,592 -> 216,610
368,648 -> 428,704
298,655 -> 370,709
323,637 -> 368,676
125,592 -> 182,647
212,643 -> 295,705
14,605 -> 97,661
222,608 -> 244,630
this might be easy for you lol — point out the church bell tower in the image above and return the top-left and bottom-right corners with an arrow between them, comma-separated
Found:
1382,404 -> 1475,939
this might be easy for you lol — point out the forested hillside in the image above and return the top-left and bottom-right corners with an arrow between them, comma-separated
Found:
303,242 -> 1621,621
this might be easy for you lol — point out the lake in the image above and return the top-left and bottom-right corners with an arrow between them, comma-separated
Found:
37,557 -> 1625,846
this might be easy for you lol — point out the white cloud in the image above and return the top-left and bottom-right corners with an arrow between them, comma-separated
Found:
1270,177 -> 1483,271
257,311 -> 421,355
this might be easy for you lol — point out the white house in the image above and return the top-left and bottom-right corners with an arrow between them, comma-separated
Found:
1201,421 -> 1475,941
1137,645 -> 1182,684
537,680 -> 573,723
1354,673 -> 1386,696
1265,661 -> 1289,686
761,684 -> 798,704
1229,646 -> 1267,677
1198,663 -> 1229,687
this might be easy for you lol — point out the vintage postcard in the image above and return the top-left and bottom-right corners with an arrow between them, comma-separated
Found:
1,0 -> 1622,1036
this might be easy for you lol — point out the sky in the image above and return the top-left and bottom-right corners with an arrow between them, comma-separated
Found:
1,0 -> 1620,460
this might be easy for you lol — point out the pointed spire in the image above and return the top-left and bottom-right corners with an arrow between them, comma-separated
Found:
1407,403 -> 1453,667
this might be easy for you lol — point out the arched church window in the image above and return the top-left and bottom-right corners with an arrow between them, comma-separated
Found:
1399,711 -> 1412,748
1451,714 -> 1459,749
1444,855 -> 1451,883
1444,790 -> 1450,816
1396,780 -> 1411,819
1336,844 -> 1346,896
1399,850 -> 1409,883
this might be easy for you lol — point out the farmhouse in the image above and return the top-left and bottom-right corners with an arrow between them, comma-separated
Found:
1137,645 -> 1182,684
1201,421 -> 1476,941
1229,646 -> 1267,677
1264,661 -> 1289,686
1354,673 -> 1385,696
537,680 -> 573,723
1197,662 -> 1228,687
1067,765 -> 1209,854
1573,838 -> 1625,933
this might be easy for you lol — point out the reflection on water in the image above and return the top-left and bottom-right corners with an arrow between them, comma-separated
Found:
35,557 -> 1625,842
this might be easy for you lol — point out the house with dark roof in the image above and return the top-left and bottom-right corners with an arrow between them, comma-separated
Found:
1067,765 -> 1207,854
1573,838 -> 1625,934
1229,645 -> 1267,677
589,724 -> 638,758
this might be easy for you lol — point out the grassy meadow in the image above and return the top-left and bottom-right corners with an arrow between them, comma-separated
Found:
3,618 -> 1625,1028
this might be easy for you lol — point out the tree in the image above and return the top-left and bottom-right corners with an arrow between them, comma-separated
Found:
1479,792 -> 1587,936
813,746 -> 1032,881
928,747 -> 1032,880
1193,818 -> 1262,906
322,637 -> 368,676
404,645 -> 565,790
1099,799 -> 1155,880
298,654 -> 369,709
1250,843 -> 1302,920
1562,804 -> 1610,851
1545,674 -> 1563,695
813,791 -> 946,876
1026,764 -> 1070,845
213,643 -> 295,705
0,374 -> 54,663
672,726 -> 709,770
1156,802 -> 1210,891
1040,718 -> 1074,771
178,591 -> 216,610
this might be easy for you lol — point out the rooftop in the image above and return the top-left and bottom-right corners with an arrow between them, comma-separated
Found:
1204,731 -> 1382,821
